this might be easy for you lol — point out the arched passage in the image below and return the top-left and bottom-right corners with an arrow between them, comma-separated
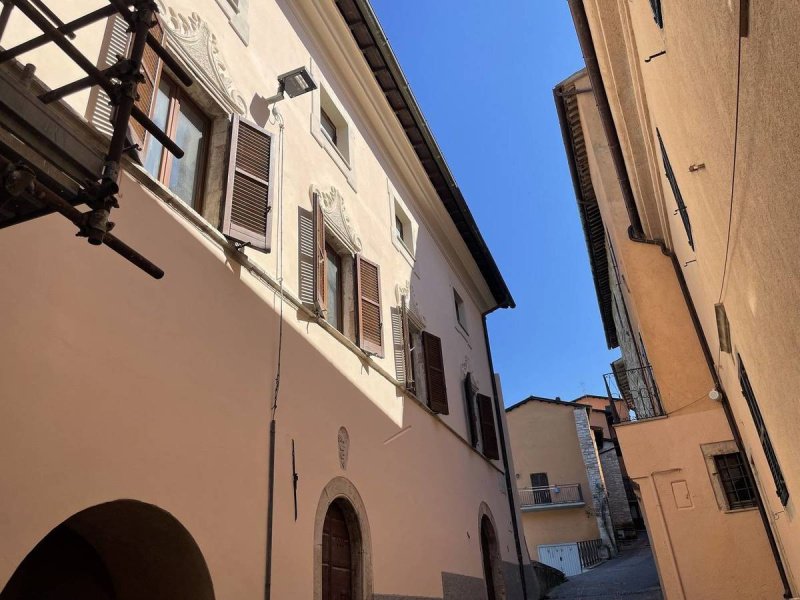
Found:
314,477 -> 372,600
0,500 -> 215,600
478,504 -> 507,600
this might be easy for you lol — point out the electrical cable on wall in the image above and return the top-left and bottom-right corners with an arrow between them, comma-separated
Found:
717,19 -> 746,306
271,105 -> 286,420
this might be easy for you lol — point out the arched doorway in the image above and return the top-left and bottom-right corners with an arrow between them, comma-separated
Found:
479,510 -> 507,600
0,500 -> 215,600
314,477 -> 372,600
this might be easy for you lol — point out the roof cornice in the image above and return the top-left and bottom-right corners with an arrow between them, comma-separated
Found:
333,0 -> 514,309
554,71 -> 618,348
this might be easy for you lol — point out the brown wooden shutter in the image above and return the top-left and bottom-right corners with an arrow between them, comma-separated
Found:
422,331 -> 448,414
222,115 -> 275,252
314,193 -> 327,314
476,393 -> 499,459
356,256 -> 383,356
463,373 -> 478,447
131,17 -> 164,149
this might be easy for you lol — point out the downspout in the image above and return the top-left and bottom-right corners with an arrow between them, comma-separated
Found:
567,0 -> 644,239
482,307 -> 529,600
664,248 -> 795,599
567,1 -> 791,593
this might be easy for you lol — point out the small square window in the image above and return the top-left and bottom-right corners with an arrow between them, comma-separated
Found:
319,87 -> 349,164
454,289 -> 467,332
714,452 -> 757,510
395,215 -> 404,241
392,199 -> 414,257
320,107 -> 337,147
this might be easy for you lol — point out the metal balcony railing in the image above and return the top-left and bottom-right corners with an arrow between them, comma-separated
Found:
577,539 -> 604,569
604,364 -> 664,423
518,483 -> 584,510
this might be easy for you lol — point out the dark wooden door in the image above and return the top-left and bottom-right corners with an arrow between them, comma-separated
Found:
531,472 -> 552,504
480,518 -> 496,600
322,502 -> 352,600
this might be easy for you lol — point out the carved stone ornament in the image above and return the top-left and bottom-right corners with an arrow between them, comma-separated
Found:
461,356 -> 479,391
156,1 -> 247,115
337,427 -> 349,470
312,185 -> 362,254
394,281 -> 426,328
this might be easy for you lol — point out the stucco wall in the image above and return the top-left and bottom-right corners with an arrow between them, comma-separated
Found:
506,400 -> 599,554
615,411 -> 782,600
564,3 -> 793,596
582,0 -> 800,592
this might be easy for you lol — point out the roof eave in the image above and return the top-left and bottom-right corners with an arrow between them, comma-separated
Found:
335,0 -> 514,310
554,76 -> 618,349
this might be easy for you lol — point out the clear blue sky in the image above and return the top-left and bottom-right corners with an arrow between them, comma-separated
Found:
371,0 -> 620,405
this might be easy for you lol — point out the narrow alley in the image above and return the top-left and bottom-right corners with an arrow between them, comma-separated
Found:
547,537 -> 662,600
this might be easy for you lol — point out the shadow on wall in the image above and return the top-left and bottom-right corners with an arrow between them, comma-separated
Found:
0,500 -> 215,600
532,562 -> 566,599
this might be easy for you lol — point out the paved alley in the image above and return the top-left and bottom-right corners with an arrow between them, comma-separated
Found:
547,537 -> 662,600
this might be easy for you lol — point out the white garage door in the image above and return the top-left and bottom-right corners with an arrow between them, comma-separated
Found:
538,542 -> 582,577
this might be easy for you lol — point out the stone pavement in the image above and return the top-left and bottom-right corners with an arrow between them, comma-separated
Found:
546,535 -> 662,600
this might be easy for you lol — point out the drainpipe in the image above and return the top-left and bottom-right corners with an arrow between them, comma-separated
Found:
482,309 -> 529,600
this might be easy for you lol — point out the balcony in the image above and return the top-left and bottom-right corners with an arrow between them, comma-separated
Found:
518,484 -> 585,511
604,363 -> 665,423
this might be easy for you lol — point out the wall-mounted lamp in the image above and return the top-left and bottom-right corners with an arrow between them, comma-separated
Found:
263,66 -> 317,106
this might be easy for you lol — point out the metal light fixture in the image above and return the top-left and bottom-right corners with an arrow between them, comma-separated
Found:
279,67 -> 316,98
263,66 -> 317,106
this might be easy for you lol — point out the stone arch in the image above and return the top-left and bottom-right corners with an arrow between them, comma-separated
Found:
0,499 -> 215,600
313,477 -> 373,600
478,502 -> 507,600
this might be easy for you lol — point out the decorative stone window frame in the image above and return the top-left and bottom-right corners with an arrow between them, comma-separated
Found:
309,60 -> 357,191
90,4 -> 248,228
387,179 -> 417,266
213,0 -> 249,45
701,441 -> 758,513
154,2 -> 248,226
312,185 -> 362,342
313,477 -> 373,600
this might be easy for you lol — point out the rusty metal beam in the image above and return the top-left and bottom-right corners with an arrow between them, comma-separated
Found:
0,4 -> 116,63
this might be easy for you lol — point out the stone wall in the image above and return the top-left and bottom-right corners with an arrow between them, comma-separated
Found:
598,444 -> 635,535
573,408 -> 617,556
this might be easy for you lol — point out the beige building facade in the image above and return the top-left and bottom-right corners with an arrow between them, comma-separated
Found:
558,1 -> 800,598
0,1 -> 540,599
506,396 -> 616,577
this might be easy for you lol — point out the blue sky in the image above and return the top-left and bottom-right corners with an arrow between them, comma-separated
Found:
371,0 -> 620,404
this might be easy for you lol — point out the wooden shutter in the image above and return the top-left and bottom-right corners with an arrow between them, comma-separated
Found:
401,297 -> 414,389
222,115 -> 275,252
314,193 -> 327,314
476,393 -> 499,459
356,256 -> 383,356
392,297 -> 413,388
391,307 -> 406,383
131,17 -> 165,149
90,15 -> 131,136
422,331 -> 448,414
463,373 -> 479,447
